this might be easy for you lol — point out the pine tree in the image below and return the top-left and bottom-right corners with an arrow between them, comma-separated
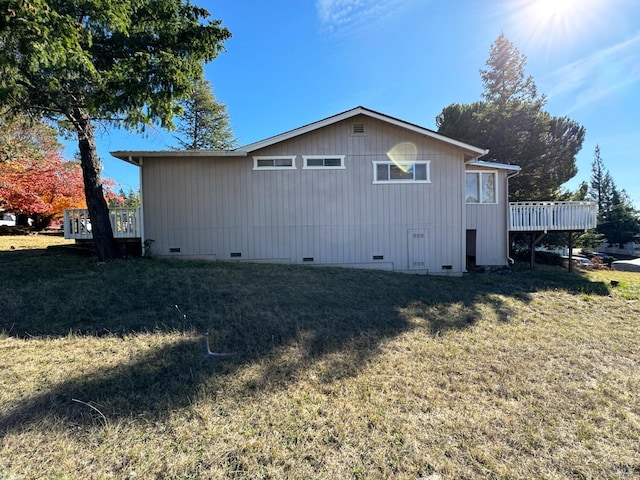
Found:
589,145 -> 607,211
172,80 -> 236,150
436,34 -> 585,201
588,146 -> 640,247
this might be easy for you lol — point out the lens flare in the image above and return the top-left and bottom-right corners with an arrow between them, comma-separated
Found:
386,142 -> 417,172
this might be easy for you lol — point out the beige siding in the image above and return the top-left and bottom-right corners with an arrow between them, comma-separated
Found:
142,115 -> 469,273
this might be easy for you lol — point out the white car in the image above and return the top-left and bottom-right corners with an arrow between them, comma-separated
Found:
0,213 -> 16,227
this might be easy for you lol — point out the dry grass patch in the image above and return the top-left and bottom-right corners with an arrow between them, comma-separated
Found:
1,237 -> 639,479
0,232 -> 73,251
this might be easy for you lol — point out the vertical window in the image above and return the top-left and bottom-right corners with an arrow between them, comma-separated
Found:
373,161 -> 430,183
466,171 -> 497,204
466,173 -> 479,203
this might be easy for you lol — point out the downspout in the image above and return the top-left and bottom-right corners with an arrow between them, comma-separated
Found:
506,170 -> 520,265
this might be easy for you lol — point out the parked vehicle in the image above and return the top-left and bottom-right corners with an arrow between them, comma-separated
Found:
572,257 -> 592,266
0,213 -> 16,227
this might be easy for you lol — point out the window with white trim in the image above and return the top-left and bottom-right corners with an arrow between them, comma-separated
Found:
373,161 -> 430,183
466,171 -> 497,204
302,155 -> 346,169
253,156 -> 296,170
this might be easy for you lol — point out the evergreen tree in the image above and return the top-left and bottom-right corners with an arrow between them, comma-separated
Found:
436,34 -> 585,201
588,146 -> 640,247
589,145 -> 607,211
172,80 -> 236,150
599,203 -> 640,248
108,188 -> 141,208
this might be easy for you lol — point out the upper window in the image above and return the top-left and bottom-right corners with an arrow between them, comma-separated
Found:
253,156 -> 296,170
303,155 -> 346,169
466,171 -> 497,204
373,161 -> 430,184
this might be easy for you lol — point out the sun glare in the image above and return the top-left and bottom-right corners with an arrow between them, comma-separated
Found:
530,0 -> 580,20
508,0 -> 605,51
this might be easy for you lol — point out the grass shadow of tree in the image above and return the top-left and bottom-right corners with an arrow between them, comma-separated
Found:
0,251 -> 613,434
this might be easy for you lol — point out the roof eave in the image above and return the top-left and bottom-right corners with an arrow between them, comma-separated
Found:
466,160 -> 521,171
110,150 -> 248,165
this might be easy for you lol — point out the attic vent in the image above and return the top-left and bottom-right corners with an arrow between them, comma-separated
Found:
351,123 -> 366,135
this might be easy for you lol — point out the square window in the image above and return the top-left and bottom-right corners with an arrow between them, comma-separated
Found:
466,171 -> 497,204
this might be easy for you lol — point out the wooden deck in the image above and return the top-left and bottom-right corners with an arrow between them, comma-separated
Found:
509,201 -> 597,232
63,208 -> 142,240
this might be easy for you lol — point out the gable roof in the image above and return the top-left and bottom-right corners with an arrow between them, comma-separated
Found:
237,106 -> 489,157
111,106 -> 491,165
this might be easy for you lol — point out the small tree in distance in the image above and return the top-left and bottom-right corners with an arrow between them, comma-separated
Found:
172,79 -> 237,150
589,146 -> 640,248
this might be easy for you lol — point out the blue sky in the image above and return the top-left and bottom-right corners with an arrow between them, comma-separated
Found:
84,0 -> 640,207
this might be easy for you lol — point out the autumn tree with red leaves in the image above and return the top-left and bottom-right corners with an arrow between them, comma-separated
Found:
0,152 -> 85,230
0,117 -> 118,230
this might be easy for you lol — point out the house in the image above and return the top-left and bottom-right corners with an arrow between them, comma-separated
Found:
61,106 -> 596,273
107,106 -> 528,275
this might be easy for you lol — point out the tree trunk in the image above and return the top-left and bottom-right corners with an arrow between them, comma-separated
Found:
69,107 -> 122,261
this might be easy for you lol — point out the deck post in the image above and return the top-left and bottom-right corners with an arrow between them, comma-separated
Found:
529,232 -> 546,270
567,232 -> 574,273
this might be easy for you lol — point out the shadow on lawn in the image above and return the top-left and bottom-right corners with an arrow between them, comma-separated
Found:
0,249 -> 611,433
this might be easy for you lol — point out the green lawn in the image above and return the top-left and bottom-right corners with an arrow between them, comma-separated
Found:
1,238 -> 639,479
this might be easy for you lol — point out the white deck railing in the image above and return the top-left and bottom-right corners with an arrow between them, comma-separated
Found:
509,201 -> 597,232
63,208 -> 141,240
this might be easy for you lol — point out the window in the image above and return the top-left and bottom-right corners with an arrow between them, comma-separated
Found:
466,171 -> 497,204
253,156 -> 296,170
373,161 -> 430,183
302,155 -> 346,169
